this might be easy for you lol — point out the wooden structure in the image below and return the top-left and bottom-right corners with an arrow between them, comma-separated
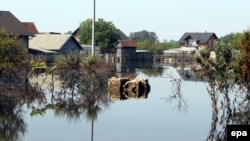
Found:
116,40 -> 137,62
108,77 -> 150,100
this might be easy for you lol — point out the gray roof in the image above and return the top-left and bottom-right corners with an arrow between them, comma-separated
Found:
117,29 -> 129,40
0,11 -> 34,36
29,34 -> 73,51
29,47 -> 58,54
178,32 -> 217,44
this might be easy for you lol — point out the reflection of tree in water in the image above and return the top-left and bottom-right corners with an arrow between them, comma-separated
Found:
0,84 -> 45,141
193,33 -> 250,140
162,74 -> 188,112
30,60 -> 113,141
205,83 -> 250,141
139,66 -> 165,77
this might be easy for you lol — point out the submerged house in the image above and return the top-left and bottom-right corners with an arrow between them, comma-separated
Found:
0,11 -> 34,48
178,32 -> 218,51
29,34 -> 83,62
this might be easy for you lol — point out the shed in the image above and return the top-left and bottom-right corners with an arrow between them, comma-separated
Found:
116,40 -> 137,62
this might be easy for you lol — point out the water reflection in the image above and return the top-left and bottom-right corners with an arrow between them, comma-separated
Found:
205,85 -> 250,141
1,55 -> 250,140
163,52 -> 250,140
108,77 -> 150,100
162,74 -> 188,112
29,65 -> 113,141
0,84 -> 45,141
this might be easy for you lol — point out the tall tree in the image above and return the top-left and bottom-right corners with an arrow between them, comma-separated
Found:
78,18 -> 120,53
129,30 -> 158,43
233,29 -> 250,93
219,32 -> 243,50
0,29 -> 26,70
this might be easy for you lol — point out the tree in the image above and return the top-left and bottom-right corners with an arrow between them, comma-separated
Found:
65,31 -> 72,34
219,32 -> 243,50
78,18 -> 120,53
233,29 -> 250,92
129,30 -> 158,43
0,29 -> 26,70
137,39 -> 154,50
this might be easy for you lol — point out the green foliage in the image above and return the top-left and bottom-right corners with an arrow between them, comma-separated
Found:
195,28 -> 250,94
137,39 -> 154,50
79,18 -> 120,53
232,29 -> 250,90
83,55 -> 99,68
150,43 -> 164,55
0,29 -> 26,70
162,39 -> 179,50
136,39 -> 178,55
54,52 -> 82,69
129,30 -> 158,43
139,67 -> 164,77
219,32 -> 243,50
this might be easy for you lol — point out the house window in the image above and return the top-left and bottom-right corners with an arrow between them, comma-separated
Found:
187,38 -> 197,47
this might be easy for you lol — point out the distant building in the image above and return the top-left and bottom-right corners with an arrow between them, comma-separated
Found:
178,32 -> 218,51
0,11 -> 34,48
29,34 -> 83,62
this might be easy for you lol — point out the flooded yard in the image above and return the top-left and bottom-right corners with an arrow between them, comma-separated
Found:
1,64 -> 249,141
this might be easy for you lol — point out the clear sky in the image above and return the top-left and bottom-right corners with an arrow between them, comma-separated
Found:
1,0 -> 250,41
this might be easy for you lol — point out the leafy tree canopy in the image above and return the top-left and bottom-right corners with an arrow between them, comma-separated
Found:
0,29 -> 26,70
78,18 -> 120,53
218,32 -> 243,50
129,30 -> 158,43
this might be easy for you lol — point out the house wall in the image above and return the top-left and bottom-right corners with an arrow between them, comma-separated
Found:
29,49 -> 56,62
19,36 -> 29,49
207,35 -> 216,51
180,43 -> 185,47
59,37 -> 82,55
116,47 -> 136,62
136,51 -> 153,61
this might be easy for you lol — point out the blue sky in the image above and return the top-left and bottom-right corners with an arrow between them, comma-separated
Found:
2,0 -> 250,41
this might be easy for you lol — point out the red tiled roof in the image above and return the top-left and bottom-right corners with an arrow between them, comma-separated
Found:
22,22 -> 39,34
117,40 -> 137,48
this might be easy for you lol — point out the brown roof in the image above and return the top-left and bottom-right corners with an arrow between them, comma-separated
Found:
0,11 -> 34,36
117,40 -> 137,48
22,22 -> 39,34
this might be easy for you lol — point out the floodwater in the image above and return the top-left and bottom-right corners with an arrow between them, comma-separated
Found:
1,63 -> 248,141
25,66 -> 211,141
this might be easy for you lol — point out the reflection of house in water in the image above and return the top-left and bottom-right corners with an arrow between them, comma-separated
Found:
176,68 -> 208,81
116,62 -> 136,78
108,77 -> 150,101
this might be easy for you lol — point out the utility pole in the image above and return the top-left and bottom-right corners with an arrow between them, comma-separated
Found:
91,0 -> 96,55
